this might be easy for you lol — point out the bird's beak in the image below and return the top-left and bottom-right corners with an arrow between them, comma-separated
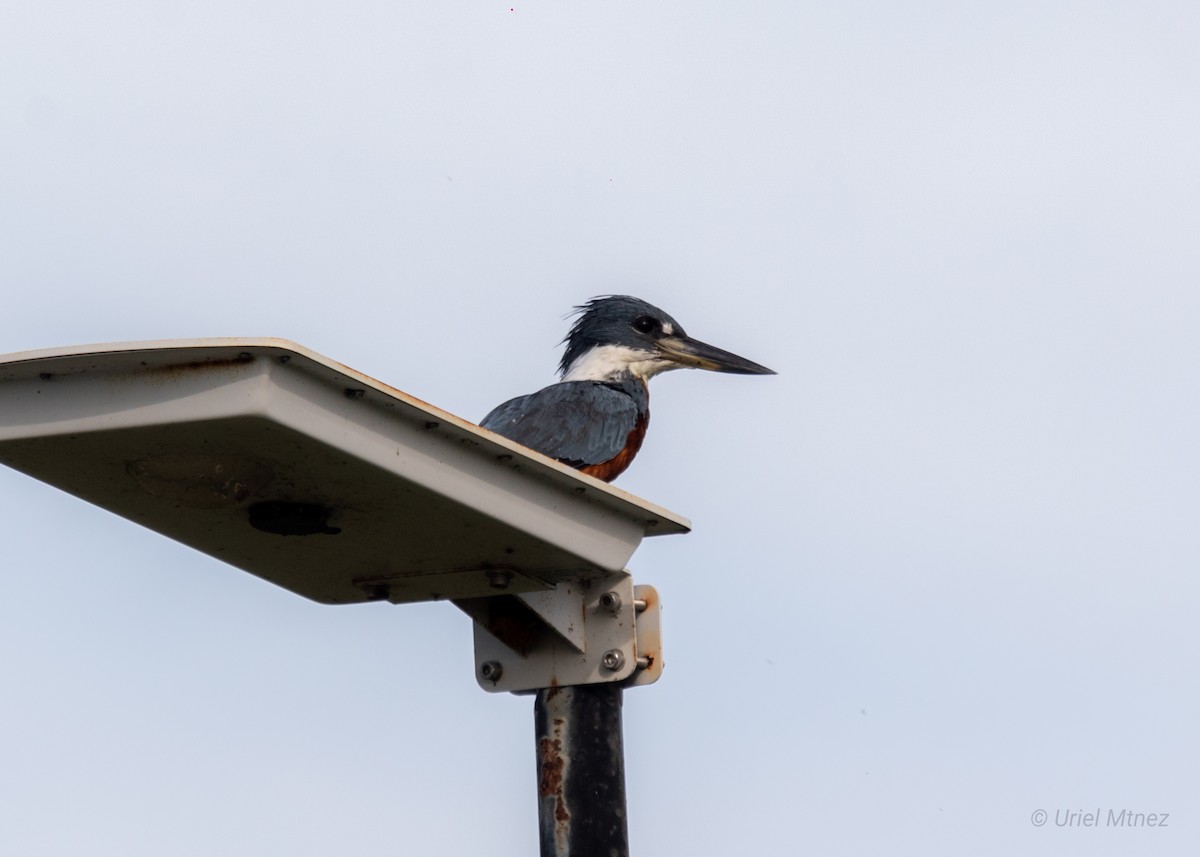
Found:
655,335 -> 776,375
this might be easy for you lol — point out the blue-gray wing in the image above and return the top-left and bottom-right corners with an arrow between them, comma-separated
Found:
480,381 -> 637,467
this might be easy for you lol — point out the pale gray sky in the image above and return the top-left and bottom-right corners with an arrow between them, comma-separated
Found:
2,3 -> 1198,855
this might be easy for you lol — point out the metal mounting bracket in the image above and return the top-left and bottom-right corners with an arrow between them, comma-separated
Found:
455,571 -> 663,694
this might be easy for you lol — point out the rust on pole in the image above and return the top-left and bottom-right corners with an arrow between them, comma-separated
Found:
535,684 -> 629,857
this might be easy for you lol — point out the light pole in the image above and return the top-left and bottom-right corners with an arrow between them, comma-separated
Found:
0,338 -> 690,857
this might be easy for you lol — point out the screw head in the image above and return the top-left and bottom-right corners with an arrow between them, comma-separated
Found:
599,591 -> 622,614
486,570 -> 513,590
480,661 -> 503,682
601,649 -> 626,671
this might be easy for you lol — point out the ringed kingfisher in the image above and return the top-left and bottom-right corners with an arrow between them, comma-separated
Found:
480,295 -> 775,482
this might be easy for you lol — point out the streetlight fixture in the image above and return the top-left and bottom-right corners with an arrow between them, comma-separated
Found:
0,338 -> 692,856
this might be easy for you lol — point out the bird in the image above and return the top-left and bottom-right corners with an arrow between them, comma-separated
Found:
480,295 -> 775,482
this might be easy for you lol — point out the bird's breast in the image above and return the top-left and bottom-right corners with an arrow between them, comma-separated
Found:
579,409 -> 649,482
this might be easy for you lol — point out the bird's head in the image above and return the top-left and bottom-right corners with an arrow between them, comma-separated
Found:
558,295 -> 775,382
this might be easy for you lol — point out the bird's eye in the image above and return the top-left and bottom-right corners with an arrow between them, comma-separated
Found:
632,316 -> 660,334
